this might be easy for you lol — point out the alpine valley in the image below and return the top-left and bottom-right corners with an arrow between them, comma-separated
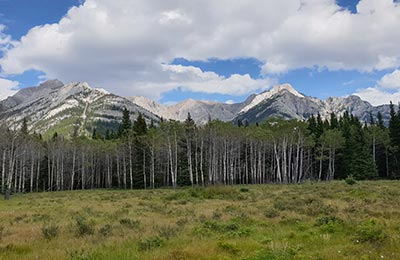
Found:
0,80 -> 394,136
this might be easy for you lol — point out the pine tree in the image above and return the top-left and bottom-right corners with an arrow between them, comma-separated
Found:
389,102 -> 400,148
133,113 -> 147,136
330,112 -> 339,129
149,119 -> 155,129
92,128 -> 97,139
237,119 -> 243,127
339,113 -> 377,180
369,112 -> 375,125
377,112 -> 385,129
388,102 -> 400,177
21,117 -> 29,135
316,113 -> 324,138
118,108 -> 132,137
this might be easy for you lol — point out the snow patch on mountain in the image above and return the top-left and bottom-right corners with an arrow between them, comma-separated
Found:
240,84 -> 304,113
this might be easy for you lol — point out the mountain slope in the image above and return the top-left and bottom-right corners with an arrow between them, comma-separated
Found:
0,80 -> 159,137
128,97 -> 250,124
0,81 -> 394,135
235,86 -> 393,124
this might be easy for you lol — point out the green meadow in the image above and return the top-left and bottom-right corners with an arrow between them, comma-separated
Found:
0,181 -> 399,260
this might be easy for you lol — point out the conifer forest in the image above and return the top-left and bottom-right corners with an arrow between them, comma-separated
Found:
1,103 -> 400,200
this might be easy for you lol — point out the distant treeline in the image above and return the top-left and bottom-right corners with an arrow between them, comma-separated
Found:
1,103 -> 400,199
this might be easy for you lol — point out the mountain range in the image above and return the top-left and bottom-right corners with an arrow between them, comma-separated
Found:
0,80 -> 394,136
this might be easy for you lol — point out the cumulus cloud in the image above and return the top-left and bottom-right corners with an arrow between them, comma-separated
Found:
0,24 -> 12,52
355,87 -> 400,106
0,0 -> 400,98
0,78 -> 19,100
355,69 -> 400,105
378,70 -> 400,89
129,65 -> 273,100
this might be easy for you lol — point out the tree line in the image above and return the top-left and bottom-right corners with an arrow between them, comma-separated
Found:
1,105 -> 400,199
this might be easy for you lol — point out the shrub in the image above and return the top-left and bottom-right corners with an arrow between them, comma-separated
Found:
74,215 -> 95,236
264,208 -> 280,218
119,218 -> 140,229
32,214 -> 51,223
345,175 -> 357,185
99,224 -> 113,236
176,218 -> 188,226
41,224 -> 59,240
217,241 -> 240,254
212,210 -> 222,220
158,225 -> 179,240
0,225 -> 5,241
355,220 -> 387,243
137,236 -> 164,251
200,219 -> 251,237
314,215 -> 344,233
240,187 -> 250,193
315,215 -> 344,226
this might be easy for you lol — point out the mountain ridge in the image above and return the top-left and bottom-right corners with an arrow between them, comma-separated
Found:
0,80 -> 395,136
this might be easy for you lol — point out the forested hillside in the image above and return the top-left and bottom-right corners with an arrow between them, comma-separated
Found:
1,103 -> 400,199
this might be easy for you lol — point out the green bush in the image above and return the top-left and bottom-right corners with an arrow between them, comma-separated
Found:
0,225 -> 4,241
119,218 -> 140,229
315,215 -> 344,226
41,224 -> 59,240
217,241 -> 240,254
345,175 -> 357,185
99,224 -> 113,236
199,219 -> 251,237
264,207 -> 280,218
158,225 -> 179,240
74,215 -> 95,236
355,220 -> 387,243
137,236 -> 164,251
240,187 -> 250,193
314,215 -> 344,233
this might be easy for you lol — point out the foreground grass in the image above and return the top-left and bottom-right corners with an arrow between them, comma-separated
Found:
0,181 -> 399,260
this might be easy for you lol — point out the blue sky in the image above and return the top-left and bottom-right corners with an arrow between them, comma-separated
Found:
0,0 -> 400,105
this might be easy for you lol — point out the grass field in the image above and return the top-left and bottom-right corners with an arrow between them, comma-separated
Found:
0,181 -> 399,260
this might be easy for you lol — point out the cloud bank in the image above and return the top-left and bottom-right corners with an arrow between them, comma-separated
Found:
0,0 -> 399,102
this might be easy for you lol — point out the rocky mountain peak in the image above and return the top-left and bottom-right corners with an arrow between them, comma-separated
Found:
271,83 -> 304,98
240,83 -> 304,114
38,79 -> 64,90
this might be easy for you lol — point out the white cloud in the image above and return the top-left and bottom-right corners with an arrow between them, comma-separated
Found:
355,69 -> 400,105
129,65 -> 273,100
0,24 -> 12,53
0,0 -> 400,98
378,69 -> 400,89
355,87 -> 400,106
0,78 -> 18,100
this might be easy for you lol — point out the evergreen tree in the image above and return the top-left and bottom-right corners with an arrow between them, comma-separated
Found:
369,112 -> 375,125
388,102 -> 400,177
133,113 -> 147,136
389,102 -> 400,148
377,112 -> 385,129
149,119 -> 155,129
21,117 -> 29,135
338,113 -> 377,180
330,112 -> 339,129
315,113 -> 324,138
105,129 -> 111,140
237,119 -> 243,127
92,128 -> 97,139
118,108 -> 132,136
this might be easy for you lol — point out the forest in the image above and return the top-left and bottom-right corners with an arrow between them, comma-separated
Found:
1,102 -> 400,200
